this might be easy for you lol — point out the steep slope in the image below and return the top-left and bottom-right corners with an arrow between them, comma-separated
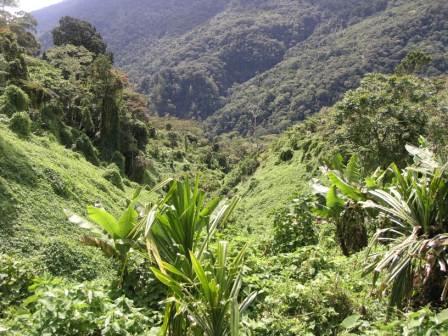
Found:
35,0 -> 447,136
33,0 -> 230,61
209,0 -> 448,134
134,0 -> 390,120
0,122 -> 130,277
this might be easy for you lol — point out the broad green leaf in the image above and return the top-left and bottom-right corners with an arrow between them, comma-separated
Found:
117,203 -> 138,238
87,206 -> 119,238
435,309 -> 448,325
328,172 -> 363,201
340,314 -> 361,329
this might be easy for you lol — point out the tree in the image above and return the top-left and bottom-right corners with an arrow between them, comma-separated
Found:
90,55 -> 122,159
52,16 -> 108,55
0,1 -> 40,55
396,50 -> 432,75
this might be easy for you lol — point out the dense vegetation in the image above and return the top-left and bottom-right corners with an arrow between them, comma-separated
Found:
35,0 -> 448,135
2,0 -> 448,335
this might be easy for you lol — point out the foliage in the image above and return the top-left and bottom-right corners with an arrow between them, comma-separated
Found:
314,154 -> 369,256
52,16 -> 108,55
363,145 -> 448,308
285,73 -> 448,171
396,50 -> 432,75
3,278 -> 156,335
152,242 -> 255,336
0,254 -> 36,317
0,85 -> 30,116
8,111 -> 31,137
208,0 -> 448,134
143,178 -> 254,335
272,195 -> 318,253
103,164 -> 124,190
42,240 -> 115,282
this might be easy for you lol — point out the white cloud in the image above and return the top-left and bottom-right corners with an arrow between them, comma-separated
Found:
19,0 -> 64,12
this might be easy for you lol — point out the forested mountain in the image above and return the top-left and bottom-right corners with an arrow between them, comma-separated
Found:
4,1 -> 448,335
34,0 -> 448,135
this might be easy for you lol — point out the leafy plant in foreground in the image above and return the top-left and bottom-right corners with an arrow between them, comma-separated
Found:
153,241 -> 256,336
142,178 -> 255,335
66,180 -> 171,282
363,145 -> 448,308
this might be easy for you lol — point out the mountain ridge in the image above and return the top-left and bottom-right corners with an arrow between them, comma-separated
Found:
33,0 -> 448,135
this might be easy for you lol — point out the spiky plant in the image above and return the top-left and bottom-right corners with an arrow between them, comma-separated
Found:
363,145 -> 448,307
152,241 -> 257,336
141,178 -> 249,335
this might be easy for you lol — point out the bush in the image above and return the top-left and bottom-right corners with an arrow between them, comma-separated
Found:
42,240 -> 115,282
9,112 -> 31,137
43,168 -> 72,198
0,85 -> 30,116
4,278 -> 157,336
111,151 -> 125,175
0,177 -> 17,229
74,134 -> 100,165
121,252 -> 166,309
102,164 -> 124,190
279,148 -> 294,162
0,254 -> 36,317
273,195 -> 318,253
59,126 -> 74,147
254,274 -> 353,336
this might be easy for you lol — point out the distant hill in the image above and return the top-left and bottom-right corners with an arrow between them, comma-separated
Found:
33,0 -> 230,59
34,0 -> 448,135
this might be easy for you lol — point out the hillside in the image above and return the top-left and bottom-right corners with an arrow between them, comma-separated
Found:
3,1 -> 448,336
34,0 -> 448,135
33,0 -> 230,62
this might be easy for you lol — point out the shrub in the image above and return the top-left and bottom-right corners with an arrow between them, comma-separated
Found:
111,151 -> 125,175
59,126 -> 74,147
273,195 -> 318,253
265,274 -> 353,335
9,112 -> 31,137
279,148 -> 294,162
0,85 -> 30,116
121,252 -> 166,309
74,134 -> 100,165
102,164 -> 124,190
0,254 -> 36,317
0,177 -> 17,229
42,240 -> 115,282
43,168 -> 72,198
5,278 -> 157,336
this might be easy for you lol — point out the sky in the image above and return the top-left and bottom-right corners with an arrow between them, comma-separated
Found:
19,0 -> 64,11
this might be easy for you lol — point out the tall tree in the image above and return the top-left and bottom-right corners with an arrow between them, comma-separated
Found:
90,55 -> 122,158
52,16 -> 108,55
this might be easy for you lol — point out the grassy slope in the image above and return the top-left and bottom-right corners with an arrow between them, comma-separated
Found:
0,123 -> 136,256
228,148 -> 310,248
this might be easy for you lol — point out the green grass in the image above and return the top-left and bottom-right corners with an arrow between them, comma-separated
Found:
225,147 -> 310,249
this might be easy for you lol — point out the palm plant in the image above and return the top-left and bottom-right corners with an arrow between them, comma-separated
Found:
140,177 -> 252,335
152,241 -> 256,336
363,145 -> 448,307
143,177 -> 238,274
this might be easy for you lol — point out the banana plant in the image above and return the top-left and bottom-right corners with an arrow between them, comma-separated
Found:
313,154 -> 384,255
65,179 -> 172,281
152,241 -> 257,336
